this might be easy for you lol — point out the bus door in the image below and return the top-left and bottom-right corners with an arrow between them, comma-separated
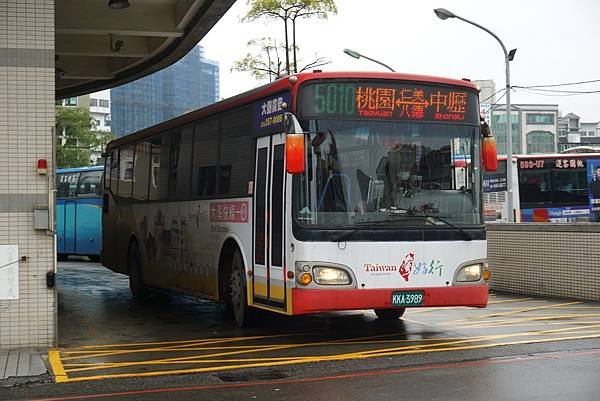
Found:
253,134 -> 287,311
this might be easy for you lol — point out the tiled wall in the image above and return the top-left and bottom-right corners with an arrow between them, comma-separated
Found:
488,224 -> 600,301
0,0 -> 56,350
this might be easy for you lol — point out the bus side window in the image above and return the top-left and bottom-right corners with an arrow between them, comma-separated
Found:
149,136 -> 170,201
219,107 -> 253,196
519,168 -> 551,206
57,172 -> 79,198
77,170 -> 102,197
104,153 -> 111,189
109,150 -> 119,194
117,145 -> 134,199
132,142 -> 150,200
192,118 -> 219,197
550,166 -> 588,206
169,127 -> 193,200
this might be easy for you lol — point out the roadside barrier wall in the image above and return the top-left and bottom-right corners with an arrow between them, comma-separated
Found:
487,223 -> 600,302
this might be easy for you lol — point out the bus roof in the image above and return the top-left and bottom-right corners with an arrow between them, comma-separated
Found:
106,71 -> 479,150
57,166 -> 104,173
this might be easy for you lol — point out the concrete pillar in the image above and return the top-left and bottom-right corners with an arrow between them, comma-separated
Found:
0,0 -> 56,349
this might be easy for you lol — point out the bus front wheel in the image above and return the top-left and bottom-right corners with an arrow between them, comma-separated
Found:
230,250 -> 255,327
374,308 -> 406,320
128,241 -> 146,299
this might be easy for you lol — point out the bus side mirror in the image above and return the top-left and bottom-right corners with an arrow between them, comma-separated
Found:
482,136 -> 498,172
284,112 -> 305,174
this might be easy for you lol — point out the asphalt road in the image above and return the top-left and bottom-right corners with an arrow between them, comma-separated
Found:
1,260 -> 599,401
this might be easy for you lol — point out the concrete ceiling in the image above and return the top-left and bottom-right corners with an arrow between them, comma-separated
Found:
55,0 -> 235,99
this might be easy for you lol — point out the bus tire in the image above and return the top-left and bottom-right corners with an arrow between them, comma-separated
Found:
57,253 -> 68,262
230,249 -> 255,327
128,241 -> 146,299
374,308 -> 405,320
88,255 -> 101,263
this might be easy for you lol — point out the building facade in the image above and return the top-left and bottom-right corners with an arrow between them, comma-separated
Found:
0,0 -> 56,350
56,91 -> 110,165
90,90 -> 111,133
111,45 -> 219,137
491,104 -> 559,155
558,113 -> 600,152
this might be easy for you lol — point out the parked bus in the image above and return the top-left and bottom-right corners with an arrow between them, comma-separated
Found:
56,166 -> 103,261
484,153 -> 600,222
102,71 -> 495,326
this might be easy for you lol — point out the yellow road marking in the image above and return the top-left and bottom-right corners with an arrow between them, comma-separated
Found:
50,297 -> 600,383
441,301 -> 582,324
74,333 -> 304,350
450,313 -> 600,329
62,323 -> 599,375
487,297 -> 533,304
48,349 -> 68,383
57,332 -> 600,383
62,334 -> 307,360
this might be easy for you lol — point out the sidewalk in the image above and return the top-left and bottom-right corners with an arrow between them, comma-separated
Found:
1,350 -> 48,385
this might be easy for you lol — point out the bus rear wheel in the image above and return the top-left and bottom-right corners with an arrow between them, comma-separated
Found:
374,308 -> 406,320
230,250 -> 255,327
128,241 -> 146,299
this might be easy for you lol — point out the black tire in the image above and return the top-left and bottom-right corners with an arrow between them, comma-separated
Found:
88,255 -> 101,263
128,241 -> 146,299
374,308 -> 406,320
57,253 -> 68,262
230,250 -> 255,327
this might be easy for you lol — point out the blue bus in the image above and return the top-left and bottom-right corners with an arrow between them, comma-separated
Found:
56,166 -> 103,261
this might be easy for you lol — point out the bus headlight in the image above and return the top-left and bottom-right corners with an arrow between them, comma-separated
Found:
455,264 -> 482,282
313,266 -> 351,285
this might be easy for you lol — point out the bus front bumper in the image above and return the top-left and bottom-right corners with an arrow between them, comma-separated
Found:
291,284 -> 489,314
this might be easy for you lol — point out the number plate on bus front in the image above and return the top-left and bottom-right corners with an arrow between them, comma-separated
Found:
392,290 -> 424,306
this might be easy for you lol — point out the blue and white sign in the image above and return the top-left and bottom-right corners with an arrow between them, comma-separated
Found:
586,158 -> 600,221
254,91 -> 291,135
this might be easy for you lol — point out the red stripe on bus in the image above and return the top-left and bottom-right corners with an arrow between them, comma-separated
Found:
292,285 -> 488,314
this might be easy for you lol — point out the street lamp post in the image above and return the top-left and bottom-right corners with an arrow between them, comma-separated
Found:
434,8 -> 517,222
343,48 -> 396,72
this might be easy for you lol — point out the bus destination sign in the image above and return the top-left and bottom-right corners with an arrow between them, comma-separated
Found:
298,82 -> 478,123
519,158 -> 585,170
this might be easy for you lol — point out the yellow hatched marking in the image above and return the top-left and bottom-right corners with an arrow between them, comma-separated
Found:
487,297 -> 533,304
48,349 -> 68,383
62,332 -> 422,374
450,313 -> 600,329
58,331 -> 600,383
441,301 -> 584,324
61,334 -> 304,361
62,324 -> 599,375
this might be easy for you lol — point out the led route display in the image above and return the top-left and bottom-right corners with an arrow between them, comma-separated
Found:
298,81 -> 479,124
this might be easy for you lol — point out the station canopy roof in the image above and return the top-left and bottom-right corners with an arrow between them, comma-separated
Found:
55,0 -> 235,99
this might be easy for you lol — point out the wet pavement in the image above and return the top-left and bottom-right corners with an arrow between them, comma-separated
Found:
53,260 -> 600,383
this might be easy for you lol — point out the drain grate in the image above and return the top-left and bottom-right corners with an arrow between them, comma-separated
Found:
216,370 -> 289,382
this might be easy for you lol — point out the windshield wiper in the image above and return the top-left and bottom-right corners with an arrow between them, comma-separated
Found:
334,213 -> 473,242
406,213 -> 473,241
334,217 -> 407,242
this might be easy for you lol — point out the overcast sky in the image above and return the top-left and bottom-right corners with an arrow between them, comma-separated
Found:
200,0 -> 600,121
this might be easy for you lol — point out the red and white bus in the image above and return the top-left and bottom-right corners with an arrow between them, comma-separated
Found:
484,153 -> 600,223
102,71 -> 494,326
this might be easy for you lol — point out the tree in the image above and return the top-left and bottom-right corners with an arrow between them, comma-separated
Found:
240,0 -> 337,76
232,37 -> 329,82
232,37 -> 285,82
56,107 -> 115,168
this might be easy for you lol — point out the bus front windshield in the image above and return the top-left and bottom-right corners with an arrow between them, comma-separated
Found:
293,119 -> 482,228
